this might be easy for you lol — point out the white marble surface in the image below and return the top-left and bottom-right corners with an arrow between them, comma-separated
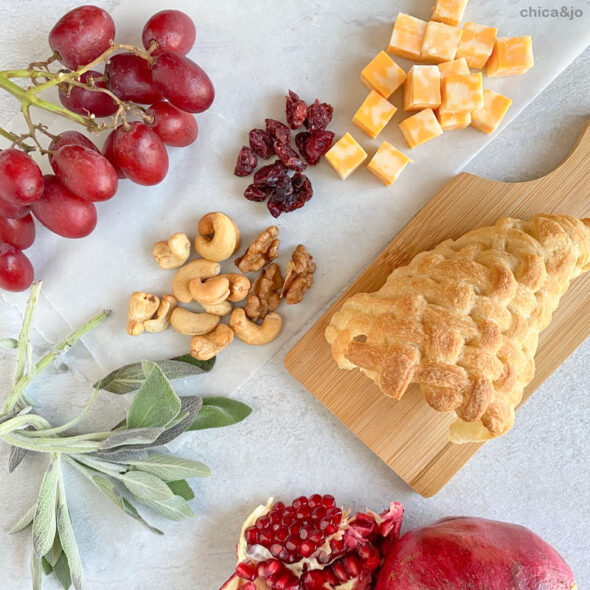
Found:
0,1 -> 589,589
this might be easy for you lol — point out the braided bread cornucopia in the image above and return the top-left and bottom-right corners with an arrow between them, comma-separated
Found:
326,214 -> 590,443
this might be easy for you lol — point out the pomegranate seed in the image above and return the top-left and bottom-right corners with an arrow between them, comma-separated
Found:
270,543 -> 284,558
272,501 -> 285,512
283,553 -> 298,565
321,495 -> 335,508
259,528 -> 273,545
299,526 -> 311,540
297,506 -> 311,520
257,516 -> 271,530
323,522 -> 338,535
245,526 -> 259,545
308,493 -> 322,508
285,536 -> 299,552
274,572 -> 297,590
301,570 -> 327,590
317,550 -> 330,564
311,506 -> 327,520
272,523 -> 281,532
275,527 -> 289,542
292,496 -> 308,509
289,521 -> 303,536
236,561 -> 257,580
332,559 -> 350,582
259,559 -> 282,578
308,530 -> 323,545
300,539 -> 315,558
270,512 -> 282,524
344,554 -> 361,577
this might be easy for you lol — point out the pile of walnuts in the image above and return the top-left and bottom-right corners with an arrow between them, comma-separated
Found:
127,212 -> 316,361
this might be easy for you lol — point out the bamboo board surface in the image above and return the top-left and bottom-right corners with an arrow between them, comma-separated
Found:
285,121 -> 590,497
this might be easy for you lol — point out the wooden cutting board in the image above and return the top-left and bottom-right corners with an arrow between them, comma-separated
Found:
285,121 -> 590,497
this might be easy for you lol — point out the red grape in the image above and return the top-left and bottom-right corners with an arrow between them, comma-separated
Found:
105,53 -> 162,104
102,130 -> 126,179
142,10 -> 196,56
49,6 -> 115,70
31,175 -> 97,238
0,199 -> 30,220
58,70 -> 118,117
111,122 -> 168,185
51,145 -> 118,202
0,149 -> 44,205
0,244 -> 34,292
146,101 -> 198,147
48,131 -> 99,165
0,214 -> 35,250
151,52 -> 214,113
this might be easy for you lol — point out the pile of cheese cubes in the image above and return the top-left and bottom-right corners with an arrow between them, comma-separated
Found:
325,0 -> 534,186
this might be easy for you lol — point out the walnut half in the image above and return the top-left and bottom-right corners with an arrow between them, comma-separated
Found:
281,245 -> 316,305
234,226 -> 280,273
245,263 -> 283,321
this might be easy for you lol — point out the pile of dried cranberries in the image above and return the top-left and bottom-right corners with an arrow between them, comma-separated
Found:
234,91 -> 334,218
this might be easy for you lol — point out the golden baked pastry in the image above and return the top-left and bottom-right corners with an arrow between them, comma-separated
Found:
326,214 -> 590,443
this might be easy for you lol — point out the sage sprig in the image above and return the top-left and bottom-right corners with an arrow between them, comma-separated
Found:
1,282 -> 252,589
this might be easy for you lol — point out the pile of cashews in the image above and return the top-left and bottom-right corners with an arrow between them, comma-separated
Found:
127,212 -> 283,361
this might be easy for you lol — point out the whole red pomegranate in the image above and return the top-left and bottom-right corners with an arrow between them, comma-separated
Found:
220,495 -> 403,590
376,516 -> 577,590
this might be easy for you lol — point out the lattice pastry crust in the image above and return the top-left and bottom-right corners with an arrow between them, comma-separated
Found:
326,214 -> 590,443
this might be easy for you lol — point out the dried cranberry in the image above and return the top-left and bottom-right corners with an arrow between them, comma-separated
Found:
253,160 -> 287,186
273,141 -> 306,172
234,146 -> 258,176
267,171 -> 293,218
265,118 -> 291,145
249,128 -> 274,159
297,129 -> 335,165
306,99 -> 333,131
285,90 -> 307,130
244,184 -> 273,202
287,172 -> 313,212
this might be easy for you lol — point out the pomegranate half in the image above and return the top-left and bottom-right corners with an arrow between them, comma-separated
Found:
376,516 -> 577,590
220,495 -> 403,590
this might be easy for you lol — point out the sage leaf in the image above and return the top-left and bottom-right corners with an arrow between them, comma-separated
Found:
31,552 -> 42,590
8,444 -> 29,473
126,363 -> 181,429
8,502 -> 37,534
94,357 -> 215,395
100,427 -> 165,450
89,474 -> 163,535
139,494 -> 197,521
32,456 -> 59,558
167,480 -> 195,501
0,337 -> 18,349
129,452 -> 211,481
53,552 -> 72,590
189,397 -> 252,430
41,557 -> 53,576
91,448 -> 150,463
56,470 -> 83,590
45,533 -> 63,568
122,471 -> 174,502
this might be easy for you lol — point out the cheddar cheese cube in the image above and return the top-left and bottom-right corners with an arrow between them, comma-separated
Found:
438,57 -> 470,78
325,132 -> 368,180
367,142 -> 413,186
436,109 -> 471,131
420,21 -> 463,63
456,22 -> 498,69
439,72 -> 483,114
399,109 -> 444,149
487,36 -> 534,77
432,0 -> 469,27
404,65 -> 441,111
352,91 -> 397,139
388,13 -> 428,60
471,89 -> 512,134
361,51 -> 407,99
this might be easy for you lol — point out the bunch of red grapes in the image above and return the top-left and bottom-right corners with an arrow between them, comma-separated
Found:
0,5 -> 214,292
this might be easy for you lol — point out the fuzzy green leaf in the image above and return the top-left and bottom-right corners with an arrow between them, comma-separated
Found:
31,552 -> 42,590
140,495 -> 197,521
32,456 -> 59,558
0,337 -> 18,349
129,452 -> 211,481
126,363 -> 181,430
53,553 -> 72,589
189,397 -> 252,430
166,480 -> 195,501
94,357 -> 215,395
8,502 -> 37,534
122,471 -> 174,502
100,427 -> 165,450
44,533 -> 62,568
41,557 -> 53,576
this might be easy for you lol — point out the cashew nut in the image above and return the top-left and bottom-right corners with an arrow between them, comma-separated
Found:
190,324 -> 234,361
170,308 -> 220,335
229,308 -> 282,345
152,233 -> 191,269
200,301 -> 232,316
127,292 -> 160,336
172,259 -> 221,303
144,294 -> 178,333
189,276 -> 230,305
220,273 -> 251,302
194,212 -> 241,262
